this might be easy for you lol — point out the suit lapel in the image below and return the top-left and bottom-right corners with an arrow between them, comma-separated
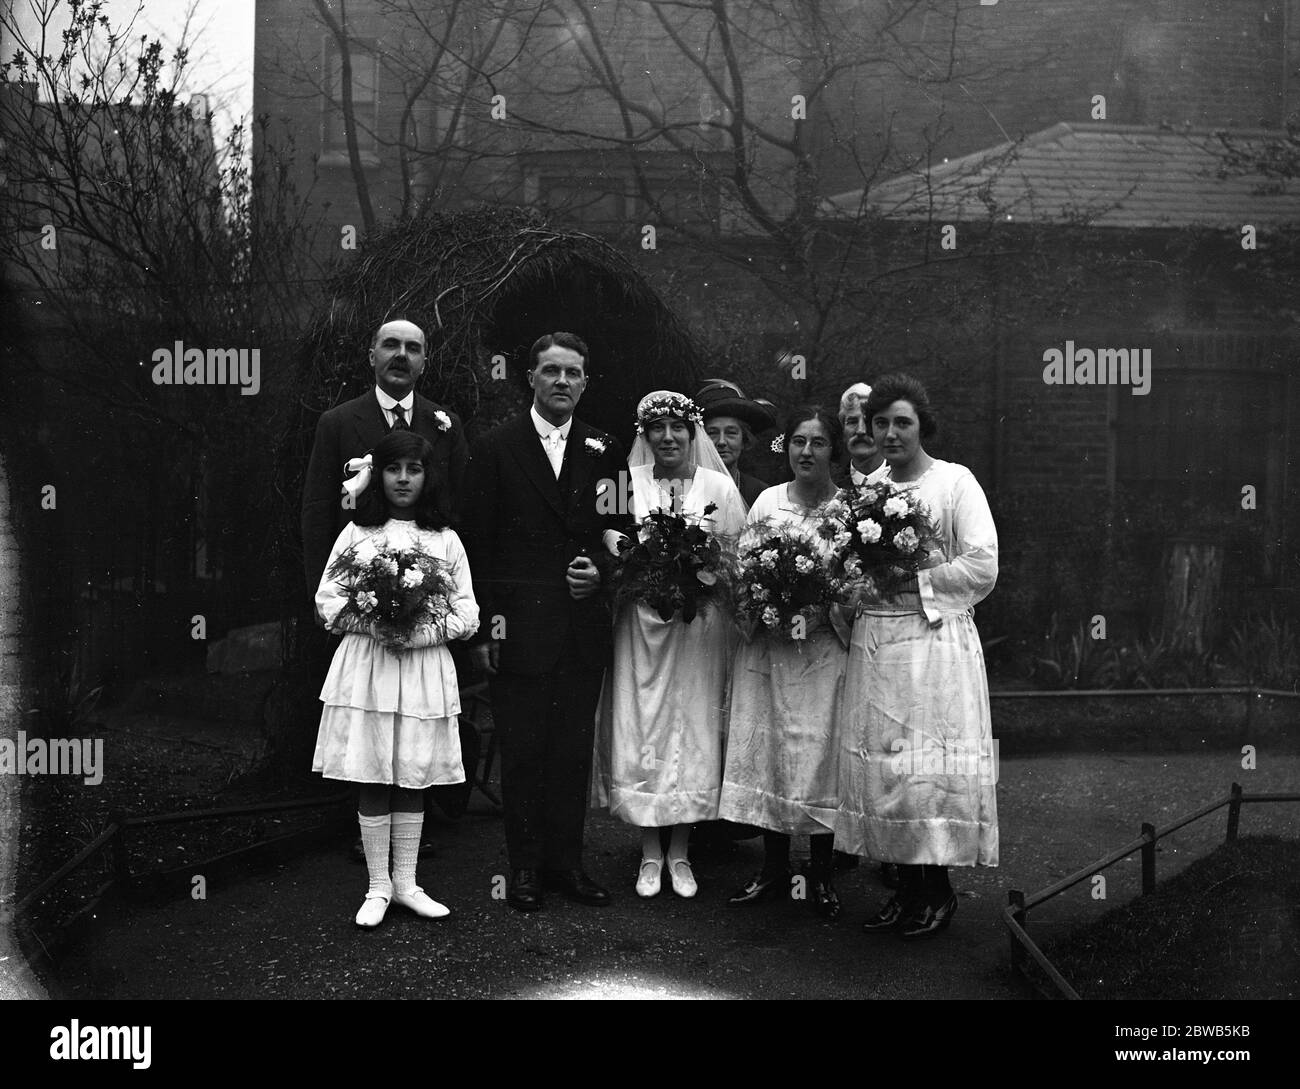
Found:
506,414 -> 565,518
412,393 -> 447,443
350,392 -> 388,451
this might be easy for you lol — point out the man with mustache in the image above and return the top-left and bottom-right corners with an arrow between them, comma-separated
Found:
832,380 -> 898,889
835,381 -> 886,488
302,318 -> 467,597
301,318 -> 469,856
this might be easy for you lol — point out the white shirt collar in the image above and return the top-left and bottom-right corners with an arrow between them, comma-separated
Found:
375,386 -> 414,413
851,461 -> 888,485
530,404 -> 572,439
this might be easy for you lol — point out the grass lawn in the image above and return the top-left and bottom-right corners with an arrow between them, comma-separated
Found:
1042,835 -> 1300,999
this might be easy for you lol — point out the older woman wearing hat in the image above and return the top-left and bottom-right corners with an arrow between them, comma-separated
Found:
696,379 -> 777,509
592,391 -> 748,898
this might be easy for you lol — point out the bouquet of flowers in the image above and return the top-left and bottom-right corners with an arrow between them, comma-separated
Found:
734,521 -> 844,642
816,481 -> 937,600
325,537 -> 454,644
611,502 -> 733,623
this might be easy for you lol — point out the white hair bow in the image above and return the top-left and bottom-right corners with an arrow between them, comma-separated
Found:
341,453 -> 373,502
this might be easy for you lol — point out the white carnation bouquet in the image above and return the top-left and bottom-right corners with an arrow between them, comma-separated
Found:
326,537 -> 454,644
815,482 -> 937,601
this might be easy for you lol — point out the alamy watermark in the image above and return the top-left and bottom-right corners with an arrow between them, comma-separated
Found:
151,340 -> 261,395
889,736 -> 999,783
0,731 -> 103,785
50,1021 -> 151,1069
1042,341 -> 1151,396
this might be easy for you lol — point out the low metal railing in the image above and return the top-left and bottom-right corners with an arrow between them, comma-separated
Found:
1005,783 -> 1300,999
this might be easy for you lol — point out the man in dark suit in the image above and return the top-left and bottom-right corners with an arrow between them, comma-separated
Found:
301,318 -> 467,598
461,332 -> 630,913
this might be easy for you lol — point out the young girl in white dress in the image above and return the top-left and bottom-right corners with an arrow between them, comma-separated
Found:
313,430 -> 480,928
592,391 -> 748,899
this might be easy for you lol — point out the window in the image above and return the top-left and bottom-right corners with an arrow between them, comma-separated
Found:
322,36 -> 378,158
523,150 -> 724,232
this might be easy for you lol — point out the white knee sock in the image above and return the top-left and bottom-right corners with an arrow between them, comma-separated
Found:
390,810 -> 424,895
357,812 -> 393,900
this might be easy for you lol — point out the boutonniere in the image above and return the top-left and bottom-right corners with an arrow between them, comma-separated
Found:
585,435 -> 610,457
433,410 -> 452,432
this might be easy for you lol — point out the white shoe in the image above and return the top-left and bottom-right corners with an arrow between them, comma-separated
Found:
392,886 -> 451,919
667,856 -> 697,898
355,894 -> 390,928
636,856 -> 663,898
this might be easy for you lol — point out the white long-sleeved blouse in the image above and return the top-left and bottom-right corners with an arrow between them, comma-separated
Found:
892,459 -> 998,625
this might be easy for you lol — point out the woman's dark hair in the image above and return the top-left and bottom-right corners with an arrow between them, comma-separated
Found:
644,413 -> 697,440
354,430 -> 451,530
863,373 -> 939,441
781,405 -> 844,477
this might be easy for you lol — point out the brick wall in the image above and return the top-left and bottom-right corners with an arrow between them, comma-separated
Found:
0,448 -> 46,999
0,451 -> 30,729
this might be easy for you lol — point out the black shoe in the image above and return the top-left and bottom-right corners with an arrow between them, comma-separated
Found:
833,850 -> 860,872
690,823 -> 738,858
541,868 -> 611,906
728,869 -> 790,905
899,893 -> 958,941
862,894 -> 909,932
507,868 -> 543,913
809,877 -> 842,921
879,862 -> 901,889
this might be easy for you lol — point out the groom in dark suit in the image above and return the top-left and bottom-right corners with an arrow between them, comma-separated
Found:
301,318 -> 467,597
461,332 -> 629,912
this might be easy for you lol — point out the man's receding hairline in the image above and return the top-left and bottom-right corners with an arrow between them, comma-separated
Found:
373,320 -> 426,347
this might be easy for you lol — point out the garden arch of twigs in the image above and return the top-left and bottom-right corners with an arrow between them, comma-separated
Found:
295,205 -> 702,440
277,205 -> 705,609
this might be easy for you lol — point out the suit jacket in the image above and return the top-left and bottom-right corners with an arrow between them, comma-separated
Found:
301,389 -> 468,597
832,461 -> 886,490
460,413 -> 631,677
736,470 -> 769,509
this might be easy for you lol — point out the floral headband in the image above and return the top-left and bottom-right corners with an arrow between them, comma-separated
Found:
635,390 -> 704,434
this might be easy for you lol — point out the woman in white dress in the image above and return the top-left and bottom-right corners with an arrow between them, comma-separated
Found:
592,391 -> 748,898
834,373 -> 999,941
720,407 -> 848,919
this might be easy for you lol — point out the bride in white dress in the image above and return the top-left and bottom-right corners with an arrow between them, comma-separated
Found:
592,391 -> 747,899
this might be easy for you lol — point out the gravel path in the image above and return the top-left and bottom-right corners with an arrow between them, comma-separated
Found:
45,751 -> 1300,1000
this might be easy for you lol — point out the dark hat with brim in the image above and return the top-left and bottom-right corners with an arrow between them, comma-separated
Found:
694,379 -> 777,431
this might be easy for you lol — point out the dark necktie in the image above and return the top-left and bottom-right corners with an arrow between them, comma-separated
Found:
391,404 -> 409,430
